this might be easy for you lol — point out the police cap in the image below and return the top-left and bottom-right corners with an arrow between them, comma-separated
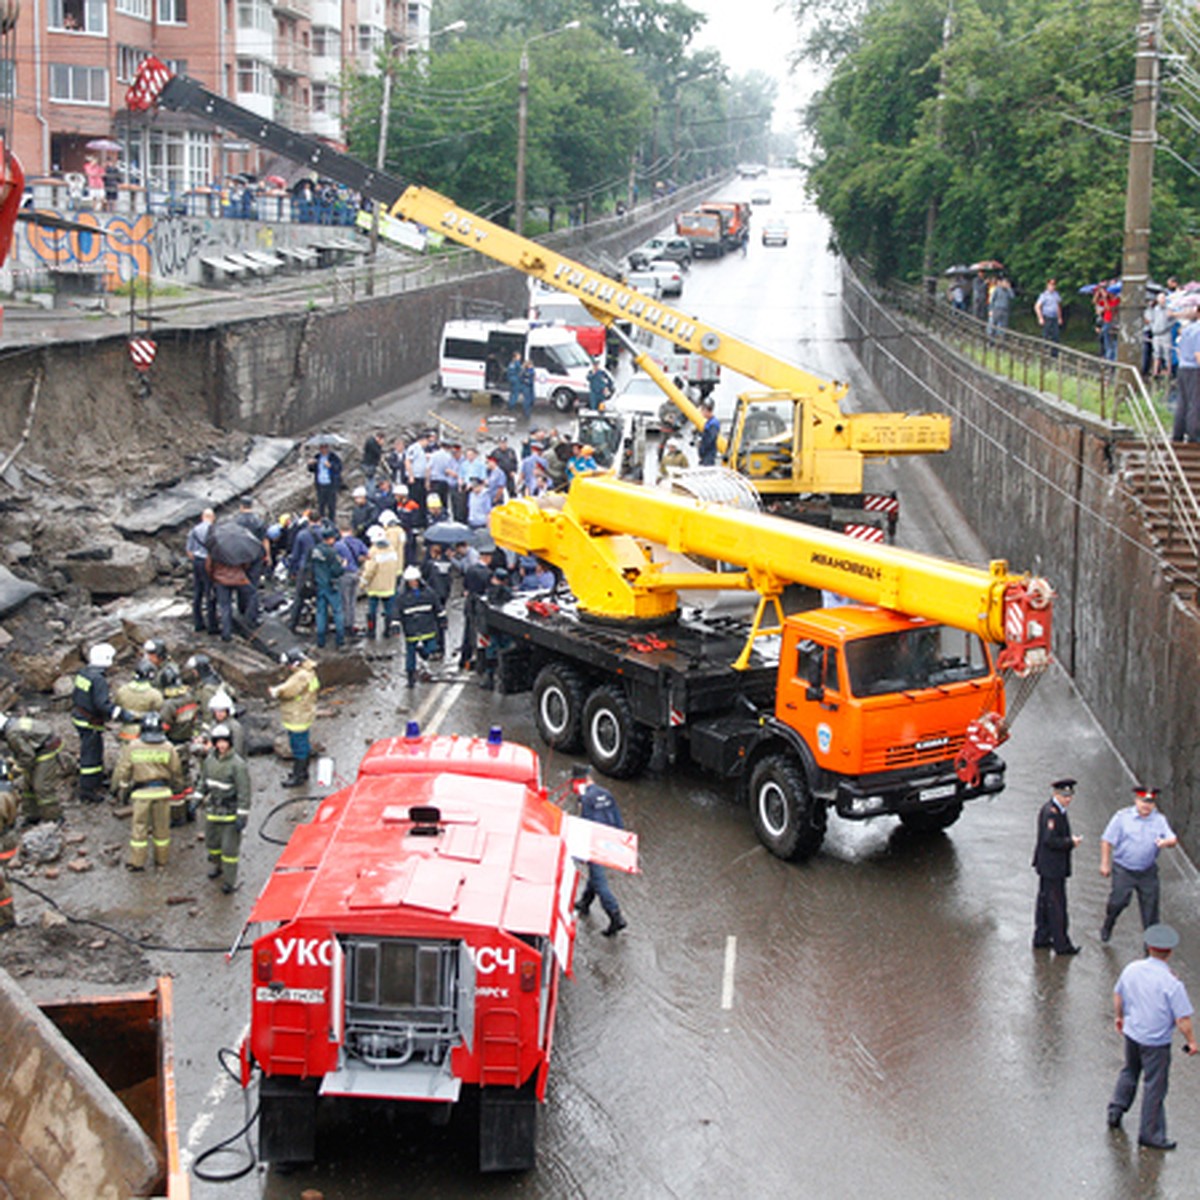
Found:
1051,778 -> 1076,796
570,763 -> 591,781
1144,923 -> 1180,951
1134,785 -> 1161,801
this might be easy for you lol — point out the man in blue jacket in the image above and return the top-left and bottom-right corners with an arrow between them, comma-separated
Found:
572,763 -> 628,937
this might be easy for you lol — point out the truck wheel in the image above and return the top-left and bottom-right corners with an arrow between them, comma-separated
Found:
551,387 -> 575,413
898,802 -> 963,834
582,686 -> 651,779
748,755 -> 826,861
533,662 -> 586,752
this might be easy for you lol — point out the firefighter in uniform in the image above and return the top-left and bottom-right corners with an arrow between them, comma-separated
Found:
0,713 -> 66,824
571,763 -> 628,937
142,637 -> 179,692
184,653 -> 234,713
0,760 -> 18,931
269,648 -> 319,789
395,564 -> 442,687
159,664 -> 200,826
197,723 -> 252,893
72,642 -> 120,802
114,712 -> 184,871
114,658 -> 164,743
204,691 -> 246,758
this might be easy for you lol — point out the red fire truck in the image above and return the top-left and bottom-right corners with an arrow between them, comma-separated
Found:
237,724 -> 636,1172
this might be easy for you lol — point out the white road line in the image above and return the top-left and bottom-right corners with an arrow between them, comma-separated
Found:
414,678 -> 465,732
183,1020 -> 250,1169
720,935 -> 737,1010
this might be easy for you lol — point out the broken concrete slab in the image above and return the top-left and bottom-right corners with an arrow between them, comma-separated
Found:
0,565 -> 45,618
59,542 -> 156,597
114,435 -> 295,535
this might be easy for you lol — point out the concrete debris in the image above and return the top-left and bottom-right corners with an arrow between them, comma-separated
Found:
40,910 -> 68,930
67,859 -> 93,873
59,541 -> 156,597
43,867 -> 60,880
22,823 -> 64,863
64,831 -> 87,845
0,563 -> 46,617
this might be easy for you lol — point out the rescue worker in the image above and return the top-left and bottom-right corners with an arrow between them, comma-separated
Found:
114,658 -> 165,743
571,763 -> 628,937
395,564 -> 441,687
269,648 -> 319,789
0,761 -> 18,931
160,665 -> 200,826
184,653 -> 233,713
204,691 -> 246,758
0,712 -> 65,824
72,642 -> 120,803
658,438 -> 690,481
142,638 -> 178,692
114,711 -> 184,871
196,723 -> 252,894
310,522 -> 346,650
359,525 -> 399,640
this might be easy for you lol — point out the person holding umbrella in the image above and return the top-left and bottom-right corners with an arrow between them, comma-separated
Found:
206,519 -> 262,643
307,438 -> 343,523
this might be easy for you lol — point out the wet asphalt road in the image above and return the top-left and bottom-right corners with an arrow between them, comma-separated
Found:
175,172 -> 1200,1199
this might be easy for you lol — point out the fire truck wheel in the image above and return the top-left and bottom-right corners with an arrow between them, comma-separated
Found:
551,387 -> 576,413
898,802 -> 963,834
748,754 -> 826,861
533,662 -> 586,752
582,685 -> 651,779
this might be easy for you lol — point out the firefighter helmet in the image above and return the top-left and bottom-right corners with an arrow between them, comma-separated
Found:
209,691 -> 234,714
160,664 -> 181,690
210,723 -> 232,743
403,565 -> 421,583
283,647 -> 308,666
143,638 -> 167,660
89,642 -> 117,668
140,711 -> 166,742
134,657 -> 157,682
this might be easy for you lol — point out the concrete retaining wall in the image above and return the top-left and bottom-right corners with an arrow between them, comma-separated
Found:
843,266 -> 1200,855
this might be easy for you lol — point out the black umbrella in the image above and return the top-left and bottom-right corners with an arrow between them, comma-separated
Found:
423,519 -> 473,546
304,432 -> 349,447
208,521 -> 263,567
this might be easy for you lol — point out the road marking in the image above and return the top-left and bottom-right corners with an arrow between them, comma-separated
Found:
721,935 -> 737,1010
182,1020 -> 249,1169
414,678 -> 465,732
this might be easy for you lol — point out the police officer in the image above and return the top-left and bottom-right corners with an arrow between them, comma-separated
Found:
114,712 -> 184,871
197,724 -> 252,894
72,642 -> 120,803
0,760 -> 19,931
0,712 -> 65,824
571,764 -> 628,937
269,648 -> 319,789
395,564 -> 441,687
1032,778 -> 1082,955
1108,923 -> 1198,1149
1100,786 -> 1178,940
114,658 -> 165,743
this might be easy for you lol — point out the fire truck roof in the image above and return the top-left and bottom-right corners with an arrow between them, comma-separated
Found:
247,734 -> 568,939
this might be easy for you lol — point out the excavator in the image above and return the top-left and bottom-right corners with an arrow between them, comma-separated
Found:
125,57 -> 951,535
480,474 -> 1053,861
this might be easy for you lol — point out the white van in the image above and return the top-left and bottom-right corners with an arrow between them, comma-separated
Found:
438,318 -> 592,412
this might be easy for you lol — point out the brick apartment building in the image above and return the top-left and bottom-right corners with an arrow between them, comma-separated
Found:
1,0 -> 429,191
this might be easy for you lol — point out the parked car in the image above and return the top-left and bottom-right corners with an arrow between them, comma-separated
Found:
628,235 -> 692,270
625,269 -> 663,298
751,188 -> 772,206
737,162 -> 768,179
761,219 -> 789,247
646,258 -> 685,298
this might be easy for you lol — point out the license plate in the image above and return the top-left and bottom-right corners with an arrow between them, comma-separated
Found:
919,783 -> 957,803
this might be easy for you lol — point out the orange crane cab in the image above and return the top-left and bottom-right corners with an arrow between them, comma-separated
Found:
236,724 -> 636,1172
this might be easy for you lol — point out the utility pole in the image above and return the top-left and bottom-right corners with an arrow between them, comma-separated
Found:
367,48 -> 393,298
1118,0 -> 1162,366
921,2 -> 954,294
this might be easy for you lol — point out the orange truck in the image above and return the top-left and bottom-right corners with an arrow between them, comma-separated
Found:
674,209 -> 726,258
699,200 -> 751,253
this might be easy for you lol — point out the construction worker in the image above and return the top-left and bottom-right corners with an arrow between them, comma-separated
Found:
204,691 -> 246,758
196,723 -> 252,894
72,642 -> 120,803
0,712 -> 66,824
114,658 -> 164,743
114,711 -> 184,871
395,564 -> 442,687
160,665 -> 200,826
269,648 -> 319,789
0,761 -> 17,931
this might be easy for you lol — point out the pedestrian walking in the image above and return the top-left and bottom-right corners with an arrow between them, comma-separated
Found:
1032,777 -> 1082,955
1107,923 -> 1198,1149
0,712 -> 66,824
1035,279 -> 1063,357
72,642 -> 120,802
571,763 -> 628,937
1100,786 -> 1178,941
395,565 -> 442,687
114,712 -> 184,871
196,724 -> 252,894
269,648 -> 319,789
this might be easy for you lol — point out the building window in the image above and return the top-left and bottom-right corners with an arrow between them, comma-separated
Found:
140,128 -> 212,190
158,0 -> 187,25
0,60 -> 13,99
49,0 -> 107,34
358,25 -> 379,54
312,27 -> 341,59
237,0 -> 272,33
236,58 -> 272,96
312,82 -> 339,114
49,64 -> 109,104
115,0 -> 151,18
116,45 -> 146,84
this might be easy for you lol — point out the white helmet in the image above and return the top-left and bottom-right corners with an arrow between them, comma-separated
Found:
403,565 -> 421,582
89,642 -> 117,668
352,485 -> 368,499
366,524 -> 385,543
379,510 -> 398,526
208,691 -> 234,714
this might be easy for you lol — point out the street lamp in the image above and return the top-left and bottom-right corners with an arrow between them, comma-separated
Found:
515,21 -> 580,236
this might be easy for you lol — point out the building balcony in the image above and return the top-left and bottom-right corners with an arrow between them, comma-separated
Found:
274,42 -> 312,76
275,95 -> 311,132
272,0 -> 311,17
